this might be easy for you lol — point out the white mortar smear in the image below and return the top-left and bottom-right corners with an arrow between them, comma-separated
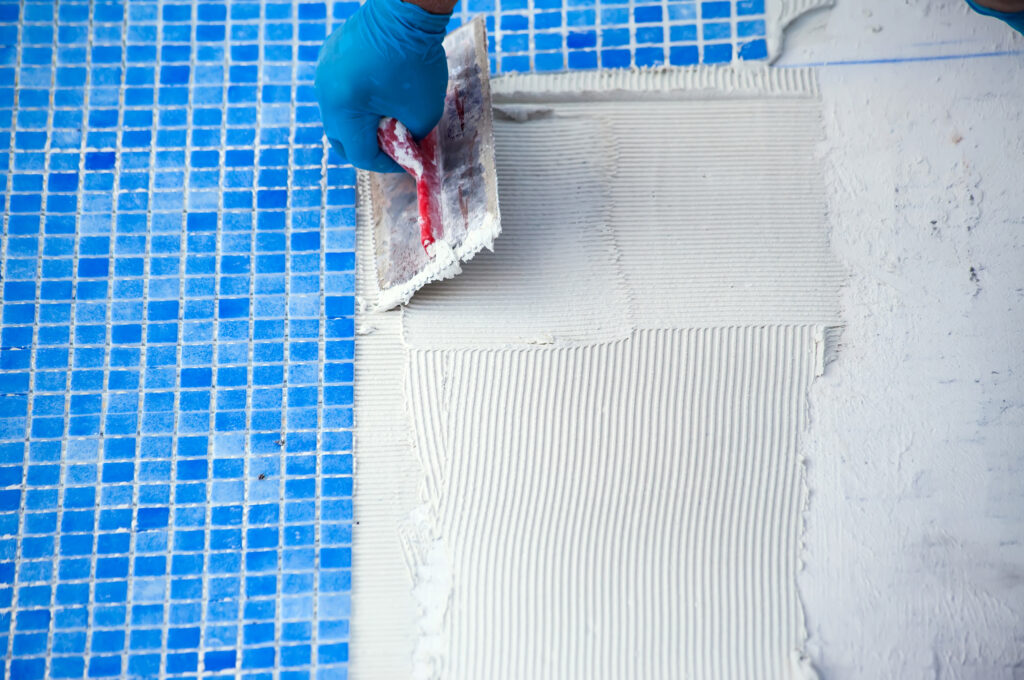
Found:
353,66 -> 843,679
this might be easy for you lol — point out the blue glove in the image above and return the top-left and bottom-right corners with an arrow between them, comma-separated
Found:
315,0 -> 451,173
965,0 -> 1024,34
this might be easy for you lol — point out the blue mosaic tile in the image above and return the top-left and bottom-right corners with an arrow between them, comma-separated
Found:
1,1 -> 352,676
0,0 -> 768,676
446,0 -> 769,70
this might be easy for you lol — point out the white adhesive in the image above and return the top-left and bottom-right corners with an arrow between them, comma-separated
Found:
406,512 -> 451,680
354,65 -> 841,679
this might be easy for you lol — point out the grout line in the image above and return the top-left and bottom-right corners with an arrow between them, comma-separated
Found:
177,0 -> 202,676
276,2 -> 296,669
3,0 -> 25,677
561,0 -> 568,68
293,3 -> 317,674
241,1 -> 268,674
731,0 -> 739,59
39,0 -> 60,676
109,1 -> 131,676
659,0 -> 669,63
312,8 -> 333,665
72,2 -> 96,677
695,0 -> 705,62
153,1 -> 172,676
138,0 -> 162,671
629,0 -> 637,67
529,0 -> 536,71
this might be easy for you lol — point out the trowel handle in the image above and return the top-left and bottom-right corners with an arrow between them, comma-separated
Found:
377,117 -> 441,254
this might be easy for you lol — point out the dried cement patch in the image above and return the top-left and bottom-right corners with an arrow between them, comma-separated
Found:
352,66 -> 842,679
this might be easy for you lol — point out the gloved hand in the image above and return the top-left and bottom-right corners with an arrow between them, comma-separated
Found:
315,0 -> 451,173
965,0 -> 1024,34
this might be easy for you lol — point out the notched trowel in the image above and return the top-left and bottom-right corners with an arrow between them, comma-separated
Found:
361,17 -> 501,311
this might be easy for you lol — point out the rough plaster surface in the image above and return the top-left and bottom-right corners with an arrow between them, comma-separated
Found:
781,1 -> 1024,678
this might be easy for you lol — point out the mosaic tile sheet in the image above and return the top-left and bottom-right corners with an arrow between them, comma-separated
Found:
0,0 -> 768,677
452,0 -> 768,71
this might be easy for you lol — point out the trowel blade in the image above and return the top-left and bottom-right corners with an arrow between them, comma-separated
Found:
360,17 -> 501,311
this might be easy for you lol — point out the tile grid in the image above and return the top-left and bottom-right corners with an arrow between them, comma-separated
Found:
0,0 -> 770,678
452,0 -> 768,71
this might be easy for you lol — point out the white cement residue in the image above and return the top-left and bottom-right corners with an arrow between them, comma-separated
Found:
353,65 -> 842,679
402,508 -> 451,680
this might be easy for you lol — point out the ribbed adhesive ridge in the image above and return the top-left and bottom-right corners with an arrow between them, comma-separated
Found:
491,65 -> 821,101
407,327 -> 817,679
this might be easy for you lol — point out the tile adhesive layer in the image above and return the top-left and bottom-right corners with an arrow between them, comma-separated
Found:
354,67 -> 843,679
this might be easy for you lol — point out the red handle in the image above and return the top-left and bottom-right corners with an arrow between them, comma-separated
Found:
377,118 -> 442,255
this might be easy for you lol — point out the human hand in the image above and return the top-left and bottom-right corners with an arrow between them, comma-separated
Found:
315,0 -> 452,173
966,0 -> 1024,32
